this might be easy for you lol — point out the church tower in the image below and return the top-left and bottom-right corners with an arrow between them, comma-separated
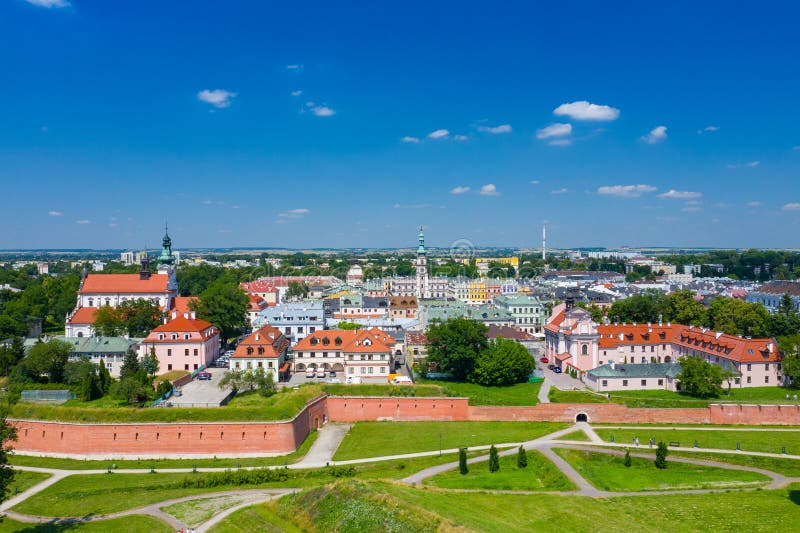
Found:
415,226 -> 428,298
158,223 -> 175,266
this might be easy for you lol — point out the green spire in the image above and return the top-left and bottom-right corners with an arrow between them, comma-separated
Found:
417,226 -> 426,255
158,223 -> 174,265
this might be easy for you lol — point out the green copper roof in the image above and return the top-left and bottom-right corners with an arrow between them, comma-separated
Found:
158,223 -> 175,264
588,363 -> 681,379
417,226 -> 426,255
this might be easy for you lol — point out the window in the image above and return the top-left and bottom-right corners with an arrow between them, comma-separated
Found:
258,362 -> 263,368
323,352 -> 328,358
765,376 -> 769,384
171,333 -> 178,340
184,333 -> 190,340
167,349 -> 172,356
602,380 -> 608,387
167,364 -> 172,370
360,367 -> 366,374
184,364 -> 189,370
193,363 -> 198,370
642,346 -> 646,352
735,378 -> 740,384
310,352 -> 315,358
285,327 -> 291,335
641,379 -> 647,386
185,349 -> 189,356
235,362 -> 241,369
747,364 -> 752,371
369,367 -> 374,374
193,349 -> 198,356
765,363 -> 769,370
747,376 -> 752,384
581,345 -> 588,355
650,346 -> 655,352
380,367 -> 385,374
310,327 -> 316,333
658,379 -> 663,386
348,367 -> 354,374
630,346 -> 634,352
622,379 -> 628,386
258,347 -> 264,355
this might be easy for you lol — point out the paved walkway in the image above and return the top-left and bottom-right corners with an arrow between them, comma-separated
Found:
537,378 -> 551,403
296,423 -> 352,467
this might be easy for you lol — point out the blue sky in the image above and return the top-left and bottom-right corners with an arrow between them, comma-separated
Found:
2,0 -> 799,250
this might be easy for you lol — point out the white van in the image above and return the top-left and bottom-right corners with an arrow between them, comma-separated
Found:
391,376 -> 413,385
345,375 -> 362,384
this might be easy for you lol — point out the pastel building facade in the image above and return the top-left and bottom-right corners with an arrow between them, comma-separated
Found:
292,328 -> 396,382
140,312 -> 220,372
229,325 -> 290,382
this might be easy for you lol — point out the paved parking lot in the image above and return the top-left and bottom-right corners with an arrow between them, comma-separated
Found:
170,367 -> 232,407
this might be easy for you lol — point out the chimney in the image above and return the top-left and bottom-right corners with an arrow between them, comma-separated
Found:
610,361 -> 615,370
768,342 -> 773,352
163,317 -> 168,325
190,311 -> 196,320
171,310 -> 177,320
255,334 -> 260,341
139,257 -> 151,280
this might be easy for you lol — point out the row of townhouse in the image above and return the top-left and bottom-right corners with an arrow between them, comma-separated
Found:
292,328 -> 398,382
544,299 -> 783,391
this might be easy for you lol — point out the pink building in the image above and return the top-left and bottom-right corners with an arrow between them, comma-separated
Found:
544,299 -> 783,388
140,311 -> 220,373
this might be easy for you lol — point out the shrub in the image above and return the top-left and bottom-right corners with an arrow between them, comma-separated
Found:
489,445 -> 499,473
655,441 -> 668,469
459,447 -> 468,475
624,449 -> 632,467
517,445 -> 528,468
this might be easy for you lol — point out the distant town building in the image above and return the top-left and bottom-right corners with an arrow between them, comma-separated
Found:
229,325 -> 290,382
140,310 -> 220,372
747,281 -> 800,313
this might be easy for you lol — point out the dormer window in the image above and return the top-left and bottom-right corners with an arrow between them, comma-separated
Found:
184,333 -> 190,340
335,337 -> 342,346
310,338 -> 318,345
158,333 -> 165,340
171,333 -> 178,340
322,338 -> 330,346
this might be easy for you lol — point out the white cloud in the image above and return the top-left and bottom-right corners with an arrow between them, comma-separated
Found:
24,0 -> 69,7
536,123 -> 572,139
75,219 -> 90,225
726,161 -> 760,169
286,64 -> 303,71
480,184 -> 499,196
197,89 -> 237,108
477,124 -> 512,134
698,125 -> 719,134
401,136 -> 420,143
279,208 -> 310,218
450,186 -> 471,195
551,188 -> 569,195
428,129 -> 450,139
548,139 -> 572,146
553,101 -> 620,121
641,125 -> 667,144
597,184 -> 657,198
311,105 -> 335,117
531,180 -> 541,185
658,189 -> 702,200
290,90 -> 303,96
454,134 -> 469,141
746,201 -> 762,207
47,210 -> 62,216
783,203 -> 800,211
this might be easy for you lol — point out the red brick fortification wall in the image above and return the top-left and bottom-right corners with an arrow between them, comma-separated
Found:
468,404 -> 711,424
710,404 -> 800,425
10,395 -> 329,458
325,396 -> 470,422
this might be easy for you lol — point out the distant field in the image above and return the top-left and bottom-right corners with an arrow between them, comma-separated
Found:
333,421 -> 567,460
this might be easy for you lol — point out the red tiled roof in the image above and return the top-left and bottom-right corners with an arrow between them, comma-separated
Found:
80,273 -> 170,294
556,352 -> 572,362
248,294 -> 268,311
66,307 -> 98,324
240,281 -> 280,293
172,296 -> 197,315
149,316 -> 214,333
294,328 -> 392,354
405,332 -> 428,345
231,325 -> 289,359
486,325 -> 534,341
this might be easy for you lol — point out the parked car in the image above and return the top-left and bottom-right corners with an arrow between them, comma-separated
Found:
316,370 -> 326,378
540,356 -> 548,363
553,367 -> 562,374
328,378 -> 341,384
346,375 -> 362,384
548,364 -> 555,371
305,369 -> 315,378
329,370 -> 336,378
391,376 -> 413,385
197,372 -> 212,380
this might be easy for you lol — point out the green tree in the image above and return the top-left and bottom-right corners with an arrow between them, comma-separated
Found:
255,368 -> 277,397
608,291 -> 667,324
426,318 -> 488,381
0,415 -> 18,505
141,347 -> 159,377
517,445 -> 528,468
624,449 -> 632,467
111,377 -> 150,406
22,339 -> 72,383
488,445 -> 500,472
286,281 -> 309,300
63,357 -> 97,386
0,316 -> 26,339
119,348 -> 140,381
655,441 -> 668,469
677,356 -> 723,398
336,321 -> 362,330
191,280 -> 249,341
779,293 -> 796,315
93,306 -> 125,337
664,289 -> 707,325
705,297 -> 770,337
471,338 -> 534,386
155,380 -> 173,398
116,299 -> 163,337
459,447 -> 468,475
97,358 -> 112,393
79,369 -> 103,401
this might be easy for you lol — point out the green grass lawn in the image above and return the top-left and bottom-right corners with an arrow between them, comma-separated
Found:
0,515 -> 173,533
162,494 -> 246,528
381,482 -> 800,533
549,386 -> 800,408
9,384 -> 323,423
667,450 -> 800,477
595,427 -> 800,455
9,429 -> 318,470
333,421 -> 568,460
554,448 -> 770,491
322,383 -> 444,397
426,450 -> 575,491
208,500 -> 304,533
10,453 -> 476,517
9,470 -> 50,494
418,379 -> 542,405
